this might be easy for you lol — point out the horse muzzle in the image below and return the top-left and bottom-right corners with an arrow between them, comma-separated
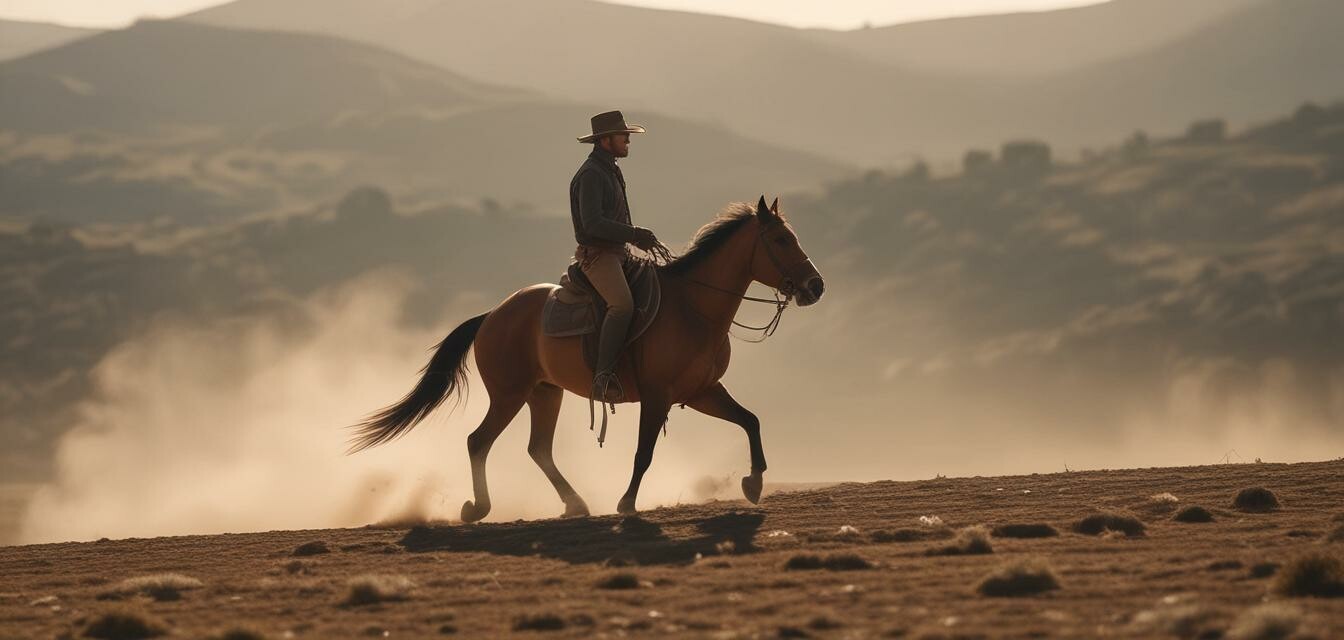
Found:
796,276 -> 825,307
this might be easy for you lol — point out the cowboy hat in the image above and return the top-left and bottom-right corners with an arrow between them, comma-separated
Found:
577,110 -> 646,143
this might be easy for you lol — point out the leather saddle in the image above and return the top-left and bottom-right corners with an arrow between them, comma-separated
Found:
542,259 -> 661,371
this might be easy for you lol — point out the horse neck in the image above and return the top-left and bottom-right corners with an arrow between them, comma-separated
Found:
675,222 -> 757,332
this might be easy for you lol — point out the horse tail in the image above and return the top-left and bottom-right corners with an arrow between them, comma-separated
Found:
347,312 -> 488,454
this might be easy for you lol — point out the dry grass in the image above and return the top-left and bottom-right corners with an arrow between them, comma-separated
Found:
975,558 -> 1061,597
595,572 -> 640,590
1226,603 -> 1302,640
927,525 -> 994,556
990,523 -> 1059,538
784,552 -> 873,571
100,573 -> 204,602
82,608 -> 169,639
1233,487 -> 1282,513
341,574 -> 415,606
1271,550 -> 1344,598
1073,511 -> 1146,537
1173,505 -> 1215,523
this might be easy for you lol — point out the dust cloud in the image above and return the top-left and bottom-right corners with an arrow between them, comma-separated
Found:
18,271 -> 743,544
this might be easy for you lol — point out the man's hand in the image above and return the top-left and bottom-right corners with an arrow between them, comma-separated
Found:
632,226 -> 659,251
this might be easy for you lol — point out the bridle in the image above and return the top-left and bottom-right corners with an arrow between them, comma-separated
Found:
666,221 -> 816,343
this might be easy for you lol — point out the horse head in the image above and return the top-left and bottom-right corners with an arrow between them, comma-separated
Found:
750,196 -> 824,306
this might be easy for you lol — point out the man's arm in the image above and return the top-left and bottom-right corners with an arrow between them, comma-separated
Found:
577,170 -> 644,244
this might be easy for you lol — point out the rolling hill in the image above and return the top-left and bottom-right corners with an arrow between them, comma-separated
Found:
803,0 -> 1262,78
0,18 -> 97,63
0,19 -> 852,228
183,0 -> 1344,164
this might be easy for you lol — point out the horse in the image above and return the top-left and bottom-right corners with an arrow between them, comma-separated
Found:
349,196 -> 824,521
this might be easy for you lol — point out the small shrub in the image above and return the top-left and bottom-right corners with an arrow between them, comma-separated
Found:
1149,492 -> 1179,504
513,613 -> 566,631
342,575 -> 415,606
807,615 -> 842,630
1226,603 -> 1301,640
927,525 -> 993,556
595,573 -> 639,590
101,574 -> 204,602
1250,562 -> 1280,579
1233,487 -> 1281,513
822,553 -> 873,571
871,527 -> 952,543
784,553 -> 872,571
292,540 -> 331,556
1073,511 -> 1146,537
990,523 -> 1058,538
1271,550 -> 1344,597
1172,505 -> 1215,523
976,558 -> 1061,597
777,626 -> 811,638
83,609 -> 168,639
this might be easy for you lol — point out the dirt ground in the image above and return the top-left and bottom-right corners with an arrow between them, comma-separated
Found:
3,460 -> 1343,639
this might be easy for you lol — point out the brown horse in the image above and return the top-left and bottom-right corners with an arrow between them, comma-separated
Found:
349,196 -> 824,521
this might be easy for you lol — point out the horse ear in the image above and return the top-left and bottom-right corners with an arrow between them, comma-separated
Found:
756,195 -> 773,222
770,197 -> 779,214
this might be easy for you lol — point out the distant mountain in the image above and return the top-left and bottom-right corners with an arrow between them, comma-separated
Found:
0,19 -> 851,230
0,19 -> 97,63
804,0 -> 1262,78
183,0 -> 1344,164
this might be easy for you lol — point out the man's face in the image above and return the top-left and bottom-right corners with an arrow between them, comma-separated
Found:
602,133 -> 631,158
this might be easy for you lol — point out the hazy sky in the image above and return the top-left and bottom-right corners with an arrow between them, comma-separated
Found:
3,0 -> 1104,30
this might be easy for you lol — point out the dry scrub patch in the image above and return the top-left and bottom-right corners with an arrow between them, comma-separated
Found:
341,574 -> 415,606
1272,550 -> 1344,598
291,540 -> 331,556
1233,487 -> 1282,513
991,523 -> 1059,538
975,558 -> 1061,597
927,525 -> 994,556
82,608 -> 169,639
595,572 -> 640,590
784,552 -> 873,571
99,573 -> 203,602
210,629 -> 268,640
1325,525 -> 1344,543
870,527 -> 953,543
1073,511 -> 1146,537
513,613 -> 566,631
1173,505 -> 1215,523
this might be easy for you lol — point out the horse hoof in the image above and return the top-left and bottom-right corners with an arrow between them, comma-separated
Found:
562,502 -> 590,518
617,498 -> 638,515
461,500 -> 489,523
741,474 -> 763,504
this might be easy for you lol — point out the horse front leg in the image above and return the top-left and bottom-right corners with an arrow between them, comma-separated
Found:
616,394 -> 671,515
686,382 -> 766,504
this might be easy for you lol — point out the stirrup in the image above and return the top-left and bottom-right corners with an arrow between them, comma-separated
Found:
593,371 -> 624,403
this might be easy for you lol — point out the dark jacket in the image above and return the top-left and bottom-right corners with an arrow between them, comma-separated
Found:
570,146 -> 640,249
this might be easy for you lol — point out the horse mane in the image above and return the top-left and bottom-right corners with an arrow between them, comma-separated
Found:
660,202 -> 757,275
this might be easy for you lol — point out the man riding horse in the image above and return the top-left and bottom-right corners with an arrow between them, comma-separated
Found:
570,110 -> 660,404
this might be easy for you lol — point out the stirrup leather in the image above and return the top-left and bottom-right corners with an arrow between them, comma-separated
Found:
587,371 -> 622,448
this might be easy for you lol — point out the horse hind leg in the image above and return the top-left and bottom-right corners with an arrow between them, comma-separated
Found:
460,387 -> 529,523
526,382 -> 590,518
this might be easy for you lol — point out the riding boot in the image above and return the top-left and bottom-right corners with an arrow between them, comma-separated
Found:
593,307 -> 634,402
